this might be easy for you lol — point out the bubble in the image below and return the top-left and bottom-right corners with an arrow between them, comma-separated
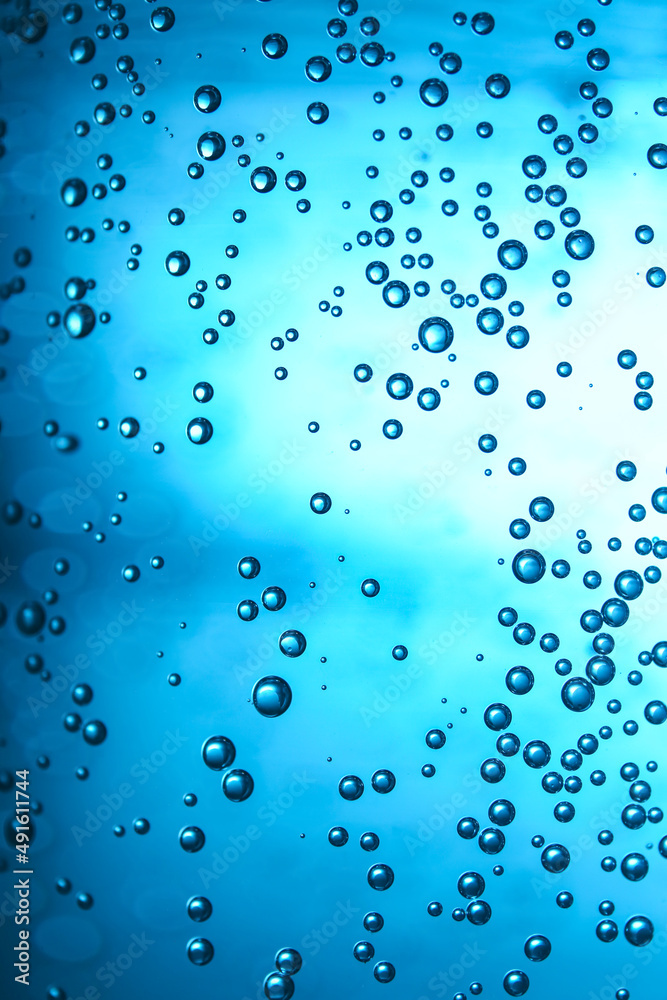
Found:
651,487 -> 667,513
374,962 -> 395,983
621,852 -> 648,881
222,769 -> 254,802
472,11 -> 495,34
63,304 -> 96,339
383,280 -> 410,307
187,418 -> 213,444
480,273 -> 507,300
562,230 -> 596,262
367,864 -> 394,890
250,166 -> 277,193
645,700 -> 667,724
498,239 -> 528,270
486,73 -> 511,98
165,251 -> 190,276
273,949 -> 302,978
194,85 -> 221,113
481,758 -> 506,783
541,843 -> 570,873
360,831 -> 380,851
382,420 -> 403,439
151,7 -> 175,32
562,677 -> 595,711
647,266 -> 666,287
426,729 -> 446,749
252,677 -> 292,718
586,655 -> 615,686
458,817 -> 480,839
503,971 -> 529,996
417,387 -> 441,410
202,736 -> 235,771
16,601 -> 45,636
524,935 -> 551,961
82,720 -> 106,745
485,703 -> 513,731
507,325 -> 530,349
477,307 -> 504,334
279,630 -> 306,657
328,826 -> 349,846
179,826 -> 205,852
512,549 -> 546,584
524,740 -> 551,768
262,33 -> 288,59
61,177 -> 87,206
489,799 -> 516,826
624,916 -> 654,946
263,973 -> 294,999
187,896 -> 213,922
306,102 -> 329,124
596,920 -> 618,943
353,940 -> 375,963
339,774 -> 364,800
361,578 -> 381,597
238,556 -> 260,579
506,666 -> 534,695
364,912 -> 384,932
418,316 -> 454,352
474,371 -> 499,395
371,769 -> 396,793
310,492 -> 332,514
419,78 -> 449,106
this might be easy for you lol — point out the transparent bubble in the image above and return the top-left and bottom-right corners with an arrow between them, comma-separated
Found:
360,831 -> 380,851
512,549 -> 546,584
524,740 -> 551,768
222,769 -> 254,802
194,85 -> 221,113
477,307 -> 504,334
503,971 -> 529,996
418,316 -> 453,352
615,569 -> 643,600
417,387 -> 441,410
565,230 -> 595,259
276,949 -> 302,976
419,78 -> 449,107
367,864 -> 394,890
262,33 -> 288,59
361,578 -> 381,597
250,166 -> 277,193
263,972 -> 294,999
426,728 -> 446,748
371,769 -> 396,793
279,630 -> 306,657
474,371 -> 499,395
562,677 -> 595,711
180,826 -> 205,852
498,239 -> 528,269
310,492 -> 332,514
328,826 -> 349,846
386,373 -> 413,399
541,843 -> 570,873
624,916 -> 654,946
187,418 -> 213,444
306,102 -> 329,124
252,677 -> 292,718
506,666 -> 534,695
187,937 -> 213,965
472,12 -> 495,34
621,853 -> 648,881
188,896 -> 213,922
486,73 -> 511,98
586,655 -> 615,686
305,56 -> 332,82
524,935 -> 551,961
382,419 -> 403,439
61,177 -> 87,206
383,280 -> 410,307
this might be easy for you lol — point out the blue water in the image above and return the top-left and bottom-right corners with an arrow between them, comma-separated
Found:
1,2 -> 666,999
